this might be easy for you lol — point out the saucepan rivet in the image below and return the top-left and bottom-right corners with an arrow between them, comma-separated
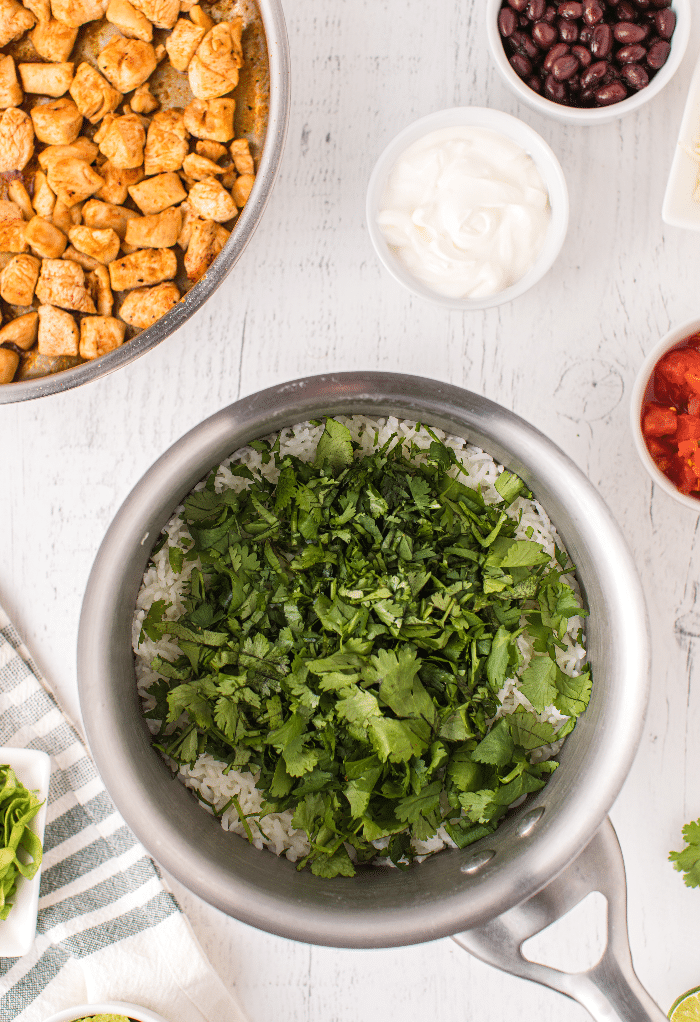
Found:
516,806 -> 545,838
460,849 -> 496,874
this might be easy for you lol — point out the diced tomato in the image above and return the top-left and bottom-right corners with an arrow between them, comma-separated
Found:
688,394 -> 700,416
677,439 -> 699,457
692,448 -> 700,477
674,414 -> 700,441
668,454 -> 699,495
685,370 -> 700,396
686,332 -> 700,350
642,403 -> 677,437
656,349 -> 700,388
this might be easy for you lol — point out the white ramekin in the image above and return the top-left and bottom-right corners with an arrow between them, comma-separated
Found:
365,106 -> 569,311
630,316 -> 700,511
486,0 -> 691,127
42,1002 -> 170,1022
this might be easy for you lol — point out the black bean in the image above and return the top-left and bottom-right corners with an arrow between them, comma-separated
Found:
616,43 -> 647,62
595,80 -> 628,103
653,9 -> 676,39
646,37 -> 670,68
544,40 -> 571,69
572,43 -> 593,66
499,6 -> 519,35
583,0 -> 604,23
559,17 -> 579,41
510,52 -> 533,76
533,19 -> 559,46
613,21 -> 649,42
552,52 -> 580,78
558,1 -> 583,17
621,62 -> 649,87
544,73 -> 568,100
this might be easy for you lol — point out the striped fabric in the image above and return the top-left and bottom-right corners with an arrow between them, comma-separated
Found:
0,607 -> 246,1022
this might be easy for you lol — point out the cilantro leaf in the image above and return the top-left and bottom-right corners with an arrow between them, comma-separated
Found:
669,819 -> 700,888
313,418 -> 354,473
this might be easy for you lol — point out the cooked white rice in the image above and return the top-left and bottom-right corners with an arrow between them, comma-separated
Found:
133,416 -> 587,864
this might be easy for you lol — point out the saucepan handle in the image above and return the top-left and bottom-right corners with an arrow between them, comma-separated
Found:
451,816 -> 666,1022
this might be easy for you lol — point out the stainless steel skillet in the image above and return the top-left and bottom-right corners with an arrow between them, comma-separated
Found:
77,372 -> 659,1021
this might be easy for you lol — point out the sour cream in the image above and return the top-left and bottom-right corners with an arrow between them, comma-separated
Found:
376,125 -> 551,300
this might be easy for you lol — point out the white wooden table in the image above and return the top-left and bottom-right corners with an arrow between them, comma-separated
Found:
2,1 -> 700,1019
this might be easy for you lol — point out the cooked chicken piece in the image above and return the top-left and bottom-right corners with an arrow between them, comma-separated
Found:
8,180 -> 33,220
29,19 -> 78,62
46,156 -> 103,207
98,35 -> 156,92
95,160 -> 143,204
30,99 -> 80,148
184,218 -> 228,282
0,253 -> 40,305
118,279 -> 178,327
123,205 -> 180,248
0,56 -> 22,108
62,242 -> 100,268
69,62 -> 122,123
143,109 -> 187,175
129,0 -> 176,28
179,0 -> 194,10
108,246 -> 176,289
36,257 -> 95,311
68,224 -> 120,263
0,108 -> 34,172
37,302 -> 79,354
0,218 -> 28,252
188,3 -> 211,29
50,0 -> 106,25
86,263 -> 112,314
51,196 -> 81,232
188,177 -> 236,223
130,81 -> 158,114
182,152 -> 223,180
0,199 -> 23,223
82,197 -> 138,239
24,214 -> 67,257
0,0 -> 35,45
183,97 -> 234,142
189,21 -> 242,100
97,112 -> 145,170
165,16 -> 204,71
79,313 -> 125,358
0,348 -> 18,383
106,0 -> 151,38
229,137 -> 254,176
0,310 -> 38,348
31,171 -> 56,220
195,139 -> 226,162
19,62 -> 74,97
175,199 -> 193,248
128,170 -> 185,214
231,172 -> 254,208
38,137 -> 98,169
22,0 -> 50,21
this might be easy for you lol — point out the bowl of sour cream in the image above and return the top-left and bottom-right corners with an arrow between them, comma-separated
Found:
366,107 -> 569,310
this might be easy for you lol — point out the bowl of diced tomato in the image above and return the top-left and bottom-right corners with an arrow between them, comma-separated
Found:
631,317 -> 700,509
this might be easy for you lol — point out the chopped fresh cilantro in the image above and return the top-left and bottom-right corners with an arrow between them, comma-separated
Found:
669,818 -> 700,888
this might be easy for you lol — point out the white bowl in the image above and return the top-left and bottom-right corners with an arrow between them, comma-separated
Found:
42,1001 -> 170,1022
0,747 -> 50,958
365,106 -> 569,310
486,0 -> 691,127
663,46 -> 700,229
630,316 -> 700,510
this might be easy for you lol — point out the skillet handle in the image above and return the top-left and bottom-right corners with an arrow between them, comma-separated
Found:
451,817 -> 666,1022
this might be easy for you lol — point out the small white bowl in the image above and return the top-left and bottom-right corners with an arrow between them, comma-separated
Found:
365,106 -> 569,310
486,0 -> 691,127
663,46 -> 700,229
0,747 -> 50,958
630,316 -> 700,510
43,1001 -> 171,1022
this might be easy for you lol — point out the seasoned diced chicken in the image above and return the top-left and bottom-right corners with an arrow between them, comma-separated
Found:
62,243 -> 99,269
118,279 -> 178,327
106,0 -> 151,39
143,108 -> 187,175
130,0 -> 177,29
128,170 -> 185,214
0,108 -> 34,172
183,97 -> 233,142
184,217 -> 228,282
196,139 -> 226,162
68,224 -> 120,263
86,263 -> 112,314
0,218 -> 28,252
97,35 -> 156,92
188,4 -> 211,29
0,0 -> 35,46
79,314 -> 125,358
23,0 -> 50,22
36,257 -> 96,311
182,152 -> 223,180
0,199 -> 23,223
165,17 -> 204,71
8,180 -> 33,220
0,56 -> 22,108
0,310 -> 38,348
32,170 -> 56,218
0,253 -> 40,305
95,160 -> 143,204
24,214 -> 67,257
37,302 -> 79,355
229,137 -> 254,176
97,112 -> 145,170
179,0 -> 195,10
231,173 -> 253,208
50,0 -> 106,25
46,156 -> 104,206
108,246 -> 176,289
38,136 -> 98,168
176,199 -> 194,248
0,348 -> 18,383
188,177 -> 236,223
19,62 -> 74,97
51,197 -> 81,232
188,20 -> 242,101
124,205 -> 180,248
82,198 -> 138,238
69,62 -> 122,123
130,81 -> 158,114
30,97 -> 82,145
29,19 -> 78,62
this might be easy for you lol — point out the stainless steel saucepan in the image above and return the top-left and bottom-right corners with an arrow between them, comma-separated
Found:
77,372 -> 658,1021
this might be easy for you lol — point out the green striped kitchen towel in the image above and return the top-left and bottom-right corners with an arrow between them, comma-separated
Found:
0,606 -> 247,1022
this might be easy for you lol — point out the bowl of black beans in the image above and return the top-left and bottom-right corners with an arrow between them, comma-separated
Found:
486,0 -> 690,124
